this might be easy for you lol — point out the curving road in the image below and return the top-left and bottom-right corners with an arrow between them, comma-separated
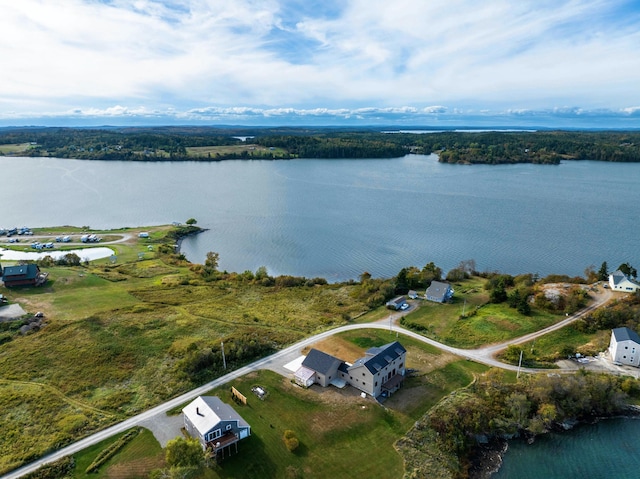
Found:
2,288 -> 613,479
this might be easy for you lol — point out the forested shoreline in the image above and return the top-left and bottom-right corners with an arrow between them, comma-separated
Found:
1,127 -> 640,163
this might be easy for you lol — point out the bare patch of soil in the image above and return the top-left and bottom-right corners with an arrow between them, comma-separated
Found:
301,337 -> 365,363
106,455 -> 165,479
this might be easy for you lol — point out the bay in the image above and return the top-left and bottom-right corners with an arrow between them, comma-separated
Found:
494,418 -> 640,479
0,154 -> 638,281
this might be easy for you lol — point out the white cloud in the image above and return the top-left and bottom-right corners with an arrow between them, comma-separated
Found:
0,0 -> 639,125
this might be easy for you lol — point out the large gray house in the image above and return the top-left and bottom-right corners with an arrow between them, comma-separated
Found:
182,396 -> 251,456
296,341 -> 407,398
297,348 -> 343,387
425,281 -> 454,303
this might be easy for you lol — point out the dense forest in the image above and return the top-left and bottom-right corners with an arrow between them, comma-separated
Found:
1,126 -> 640,163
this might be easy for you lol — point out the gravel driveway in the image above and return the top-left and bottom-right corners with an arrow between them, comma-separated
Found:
138,413 -> 184,447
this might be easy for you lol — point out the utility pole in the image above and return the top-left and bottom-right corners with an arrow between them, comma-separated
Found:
221,342 -> 226,370
517,350 -> 523,379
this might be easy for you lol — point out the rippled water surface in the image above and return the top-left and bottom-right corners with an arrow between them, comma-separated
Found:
1,155 -> 638,281
494,418 -> 640,479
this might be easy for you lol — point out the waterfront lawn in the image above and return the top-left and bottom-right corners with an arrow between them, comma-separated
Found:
183,356 -> 484,479
186,144 -> 289,158
401,277 -> 561,348
502,325 -> 611,365
0,143 -> 31,154
0,233 -> 378,475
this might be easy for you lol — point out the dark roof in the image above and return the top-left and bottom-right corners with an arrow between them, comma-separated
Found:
610,270 -> 640,287
350,341 -> 406,375
386,296 -> 406,306
302,349 -> 344,375
612,327 -> 640,344
2,264 -> 40,281
610,270 -> 627,286
2,263 -> 39,280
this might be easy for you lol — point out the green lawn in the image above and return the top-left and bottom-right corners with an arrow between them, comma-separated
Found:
401,277 -> 563,348
0,227 -> 381,475
0,143 -> 31,154
500,325 -> 611,365
186,145 -> 289,158
71,427 -> 163,479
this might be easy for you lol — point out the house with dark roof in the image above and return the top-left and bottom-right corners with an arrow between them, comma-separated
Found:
182,396 -> 251,457
1,264 -> 48,288
296,341 -> 408,398
610,327 -> 640,367
296,348 -> 344,387
386,296 -> 407,310
609,270 -> 640,293
338,341 -> 407,398
425,281 -> 453,303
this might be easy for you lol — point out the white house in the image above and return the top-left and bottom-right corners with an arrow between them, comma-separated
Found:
609,270 -> 640,293
609,327 -> 640,367
182,396 -> 251,456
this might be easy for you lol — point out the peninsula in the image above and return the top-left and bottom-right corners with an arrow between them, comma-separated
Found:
1,224 -> 640,479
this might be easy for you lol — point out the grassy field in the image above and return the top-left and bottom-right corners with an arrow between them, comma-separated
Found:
186,144 -> 289,158
0,230 -> 598,477
401,276 -> 563,348
500,324 -> 611,364
0,143 -> 32,154
71,428 -> 164,479
0,226 -> 386,475
83,329 -> 487,479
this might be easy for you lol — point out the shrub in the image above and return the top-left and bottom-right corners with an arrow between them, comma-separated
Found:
24,456 -> 75,479
85,428 -> 140,473
283,430 -> 299,452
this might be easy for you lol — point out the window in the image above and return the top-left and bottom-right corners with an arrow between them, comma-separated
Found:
208,429 -> 221,441
362,373 -> 365,377
375,382 -> 378,387
226,424 -> 232,431
625,346 -> 629,350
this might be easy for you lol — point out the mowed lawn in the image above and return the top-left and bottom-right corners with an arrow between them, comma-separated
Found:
402,277 -> 562,348
68,329 -> 488,479
186,144 -> 288,158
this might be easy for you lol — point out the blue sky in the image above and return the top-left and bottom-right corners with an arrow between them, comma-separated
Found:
1,0 -> 640,127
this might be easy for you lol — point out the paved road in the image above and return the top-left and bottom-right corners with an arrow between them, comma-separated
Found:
2,289 -> 613,479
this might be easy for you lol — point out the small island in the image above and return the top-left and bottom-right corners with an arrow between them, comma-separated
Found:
2,223 -> 640,479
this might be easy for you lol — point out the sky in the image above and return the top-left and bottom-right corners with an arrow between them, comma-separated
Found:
1,0 -> 640,128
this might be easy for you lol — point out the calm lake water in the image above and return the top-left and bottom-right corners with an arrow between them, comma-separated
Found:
494,418 -> 640,479
1,154 -> 638,281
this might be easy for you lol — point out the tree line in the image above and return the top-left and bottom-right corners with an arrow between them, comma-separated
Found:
3,127 -> 640,163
